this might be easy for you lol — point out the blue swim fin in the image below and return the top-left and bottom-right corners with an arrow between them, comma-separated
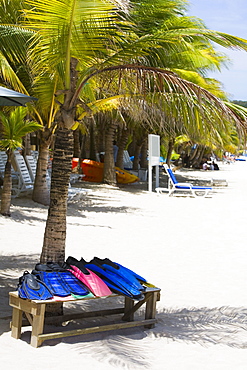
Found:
32,270 -> 71,297
18,271 -> 53,300
90,257 -> 146,290
84,260 -> 144,300
33,263 -> 89,297
58,271 -> 89,296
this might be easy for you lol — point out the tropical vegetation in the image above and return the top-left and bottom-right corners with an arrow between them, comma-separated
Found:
0,107 -> 42,216
0,0 -> 247,265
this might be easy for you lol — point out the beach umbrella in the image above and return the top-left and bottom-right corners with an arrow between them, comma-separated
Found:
0,86 -> 37,106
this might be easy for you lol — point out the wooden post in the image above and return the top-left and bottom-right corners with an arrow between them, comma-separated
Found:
30,304 -> 46,348
11,307 -> 22,339
123,297 -> 134,321
144,291 -> 159,329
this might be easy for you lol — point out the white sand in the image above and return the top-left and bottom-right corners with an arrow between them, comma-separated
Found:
1,161 -> 247,369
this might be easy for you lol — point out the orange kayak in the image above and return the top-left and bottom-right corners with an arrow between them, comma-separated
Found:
72,158 -> 139,184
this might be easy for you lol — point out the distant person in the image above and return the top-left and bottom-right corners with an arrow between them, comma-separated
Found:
99,153 -> 104,163
209,162 -> 214,170
212,161 -> 219,170
183,154 -> 190,168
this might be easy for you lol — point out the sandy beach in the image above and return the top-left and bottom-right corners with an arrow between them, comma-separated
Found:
1,161 -> 247,370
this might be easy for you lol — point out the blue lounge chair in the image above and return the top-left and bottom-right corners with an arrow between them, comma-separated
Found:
156,164 -> 212,197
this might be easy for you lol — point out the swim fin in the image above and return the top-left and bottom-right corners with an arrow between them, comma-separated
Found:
32,270 -> 71,297
83,259 -> 144,300
18,271 -> 53,300
66,256 -> 112,297
90,257 -> 146,291
58,271 -> 89,296
34,262 -> 89,296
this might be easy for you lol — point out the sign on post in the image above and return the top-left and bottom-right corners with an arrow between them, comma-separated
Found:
148,134 -> 160,192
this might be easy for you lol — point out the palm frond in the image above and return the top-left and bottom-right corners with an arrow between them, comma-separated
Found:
0,107 -> 43,150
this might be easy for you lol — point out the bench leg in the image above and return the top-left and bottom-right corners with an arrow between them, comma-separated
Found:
144,292 -> 158,329
30,304 -> 46,348
11,307 -> 23,339
123,297 -> 134,321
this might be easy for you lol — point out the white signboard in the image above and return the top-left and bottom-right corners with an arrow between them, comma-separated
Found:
148,134 -> 160,191
148,134 -> 160,165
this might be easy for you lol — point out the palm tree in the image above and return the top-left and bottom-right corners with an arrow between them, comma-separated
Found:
0,1 -> 61,206
1,0 -> 247,263
0,107 -> 42,216
23,0 -> 247,263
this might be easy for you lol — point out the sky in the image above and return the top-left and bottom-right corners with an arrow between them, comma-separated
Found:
187,0 -> 247,101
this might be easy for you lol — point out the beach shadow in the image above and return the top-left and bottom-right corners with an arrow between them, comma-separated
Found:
0,253 -> 40,335
34,303 -> 247,368
67,192 -> 140,216
2,268 -> 247,369
154,306 -> 247,348
9,208 -> 47,223
9,191 -> 141,220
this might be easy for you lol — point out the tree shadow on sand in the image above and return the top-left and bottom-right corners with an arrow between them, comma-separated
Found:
155,306 -> 247,348
0,254 -> 40,333
2,255 -> 247,369
7,191 -> 142,220
58,305 -> 247,369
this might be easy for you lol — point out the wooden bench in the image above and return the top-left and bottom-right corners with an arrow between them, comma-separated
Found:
9,287 -> 160,348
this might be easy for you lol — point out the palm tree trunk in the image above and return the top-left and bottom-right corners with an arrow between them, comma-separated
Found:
103,122 -> 117,185
40,127 -> 73,263
166,138 -> 175,166
133,144 -> 141,170
89,119 -> 97,161
24,133 -> 31,155
140,138 -> 148,168
191,145 -> 206,168
32,143 -> 50,206
189,145 -> 198,162
73,128 -> 81,158
0,151 -> 12,217
116,128 -> 130,168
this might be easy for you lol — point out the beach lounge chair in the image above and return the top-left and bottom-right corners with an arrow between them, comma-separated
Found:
123,150 -> 133,169
25,154 -> 52,189
25,153 -> 85,202
25,155 -> 37,182
0,151 -> 19,186
156,164 -> 212,197
0,152 -> 6,177
11,152 -> 34,197
67,183 -> 90,202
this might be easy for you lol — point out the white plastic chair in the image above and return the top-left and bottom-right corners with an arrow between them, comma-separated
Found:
12,152 -> 34,197
0,151 -> 19,187
123,150 -> 133,169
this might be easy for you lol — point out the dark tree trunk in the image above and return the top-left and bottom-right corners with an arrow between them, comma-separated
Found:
89,119 -> 97,161
32,143 -> 50,206
116,128 -> 130,169
193,145 -> 206,168
73,128 -> 81,158
190,145 -> 200,167
0,151 -> 12,217
103,122 -> 117,185
140,138 -> 148,168
40,127 -> 73,263
166,138 -> 175,167
133,144 -> 141,170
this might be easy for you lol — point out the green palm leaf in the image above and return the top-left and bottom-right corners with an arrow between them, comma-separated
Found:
0,107 -> 42,151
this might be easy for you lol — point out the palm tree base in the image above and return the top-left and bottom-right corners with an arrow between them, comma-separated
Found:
1,212 -> 11,217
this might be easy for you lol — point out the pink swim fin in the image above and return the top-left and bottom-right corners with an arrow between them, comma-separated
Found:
69,265 -> 112,297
